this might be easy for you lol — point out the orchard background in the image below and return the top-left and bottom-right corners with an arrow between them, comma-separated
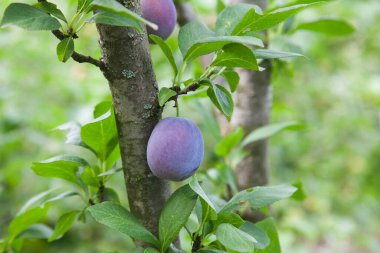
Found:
0,0 -> 380,253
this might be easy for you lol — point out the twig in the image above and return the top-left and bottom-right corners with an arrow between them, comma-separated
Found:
37,0 -> 104,69
98,181 -> 106,202
168,82 -> 201,105
191,234 -> 202,252
52,29 -> 104,69
88,198 -> 95,206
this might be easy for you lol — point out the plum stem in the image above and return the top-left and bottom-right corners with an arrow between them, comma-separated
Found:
175,98 -> 180,116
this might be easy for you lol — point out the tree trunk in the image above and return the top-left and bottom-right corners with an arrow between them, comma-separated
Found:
230,0 -> 271,190
96,0 -> 170,238
232,59 -> 272,189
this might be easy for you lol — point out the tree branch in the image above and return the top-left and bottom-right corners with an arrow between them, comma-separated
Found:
51,30 -> 105,69
37,0 -> 104,69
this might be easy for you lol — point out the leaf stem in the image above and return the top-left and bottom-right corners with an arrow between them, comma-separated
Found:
212,67 -> 227,80
176,62 -> 187,86
68,11 -> 81,31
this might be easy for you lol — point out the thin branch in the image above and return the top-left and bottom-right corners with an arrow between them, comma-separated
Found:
52,29 -> 104,69
168,67 -> 218,105
98,181 -> 106,202
38,0 -> 104,69
191,234 -> 202,253
168,82 -> 201,106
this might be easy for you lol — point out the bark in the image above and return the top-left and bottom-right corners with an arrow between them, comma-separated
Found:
232,59 -> 272,189
96,0 -> 170,238
230,0 -> 271,190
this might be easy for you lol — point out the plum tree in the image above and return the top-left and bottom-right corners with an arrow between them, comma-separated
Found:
141,0 -> 177,41
147,117 -> 204,181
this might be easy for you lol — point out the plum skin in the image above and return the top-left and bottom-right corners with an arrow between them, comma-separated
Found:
141,0 -> 177,41
147,117 -> 204,181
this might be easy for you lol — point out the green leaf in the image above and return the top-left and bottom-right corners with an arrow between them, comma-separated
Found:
18,188 -> 57,214
0,3 -> 61,31
241,121 -> 301,147
94,101 -> 113,118
78,0 -> 94,12
216,4 -> 262,35
150,35 -> 178,77
41,191 -> 79,206
81,166 -> 100,187
102,187 -> 120,203
159,185 -> 198,252
178,22 -> 263,62
221,184 -> 297,213
256,218 -> 281,253
291,182 -> 307,201
81,110 -> 118,161
9,206 -> 48,241
18,224 -> 53,240
216,0 -> 226,14
158,87 -> 177,107
32,156 -> 88,186
144,248 -> 160,253
215,223 -> 257,252
88,11 -> 143,33
213,212 -> 244,228
33,2 -> 67,23
55,122 -> 83,146
268,0 -> 330,11
0,239 -> 7,252
18,189 -> 78,215
255,49 -> 304,59
88,202 -> 159,246
179,22 -> 215,58
57,38 -> 74,63
294,19 -> 355,36
215,127 -> 244,156
197,250 -> 225,253
212,43 -> 258,70
97,167 -> 122,177
233,3 -> 322,35
243,121 -> 300,145
89,0 -> 158,30
221,70 -> 240,92
49,211 -> 80,242
240,221 -> 269,250
185,36 -> 263,62
231,7 -> 262,35
207,84 -> 234,121
106,143 -> 121,169
200,198 -> 218,222
189,176 -> 217,213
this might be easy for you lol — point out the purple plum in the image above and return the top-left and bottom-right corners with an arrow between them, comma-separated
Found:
141,0 -> 177,41
147,117 -> 204,181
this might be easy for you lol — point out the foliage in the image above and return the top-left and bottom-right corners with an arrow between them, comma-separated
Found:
1,0 -> 378,253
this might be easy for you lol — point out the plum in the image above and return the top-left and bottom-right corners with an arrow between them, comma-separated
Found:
141,0 -> 177,41
147,117 -> 204,181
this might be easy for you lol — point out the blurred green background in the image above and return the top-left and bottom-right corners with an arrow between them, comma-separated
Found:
1,0 -> 379,252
